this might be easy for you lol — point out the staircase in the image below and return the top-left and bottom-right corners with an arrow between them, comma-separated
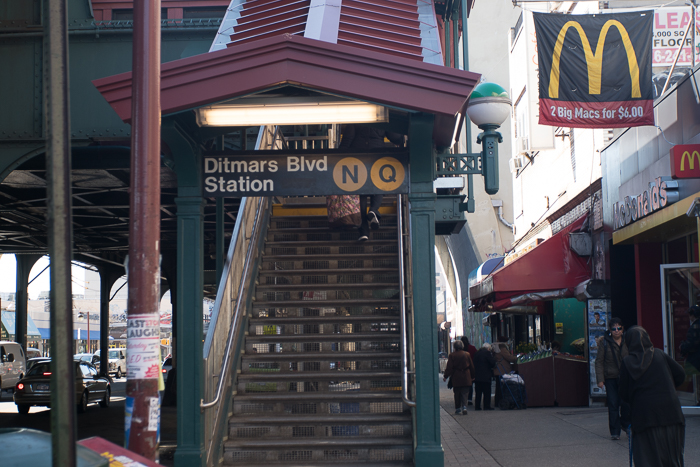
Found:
223,206 -> 413,465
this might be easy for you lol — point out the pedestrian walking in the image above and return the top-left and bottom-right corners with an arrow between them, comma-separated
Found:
460,336 -> 477,405
443,340 -> 474,415
473,343 -> 496,411
594,317 -> 630,440
338,124 -> 404,241
620,326 -> 686,467
493,337 -> 517,407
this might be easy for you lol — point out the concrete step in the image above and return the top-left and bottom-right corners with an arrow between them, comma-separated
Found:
248,315 -> 399,326
223,437 -> 412,465
245,332 -> 400,343
237,370 -> 401,381
241,351 -> 400,362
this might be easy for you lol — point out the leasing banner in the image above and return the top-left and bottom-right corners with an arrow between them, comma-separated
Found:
534,11 -> 654,128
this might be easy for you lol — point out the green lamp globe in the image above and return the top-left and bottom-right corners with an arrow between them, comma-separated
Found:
466,82 -> 511,129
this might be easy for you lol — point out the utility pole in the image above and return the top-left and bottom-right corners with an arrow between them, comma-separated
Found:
125,0 -> 161,460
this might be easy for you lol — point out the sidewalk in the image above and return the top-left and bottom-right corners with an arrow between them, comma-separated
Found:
438,376 -> 700,467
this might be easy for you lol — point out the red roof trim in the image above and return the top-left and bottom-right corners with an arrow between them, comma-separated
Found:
93,34 -> 480,146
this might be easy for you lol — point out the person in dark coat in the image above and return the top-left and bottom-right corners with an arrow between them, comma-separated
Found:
338,124 -> 405,241
594,317 -> 630,440
460,336 -> 477,405
680,305 -> 700,376
473,343 -> 496,410
620,326 -> 686,467
492,337 -> 517,407
442,340 -> 474,415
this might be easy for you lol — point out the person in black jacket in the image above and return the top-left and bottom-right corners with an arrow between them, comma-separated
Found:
594,317 -> 630,440
620,326 -> 686,467
338,125 -> 405,241
473,343 -> 496,411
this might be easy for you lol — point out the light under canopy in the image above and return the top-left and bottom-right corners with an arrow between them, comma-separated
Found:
196,100 -> 389,127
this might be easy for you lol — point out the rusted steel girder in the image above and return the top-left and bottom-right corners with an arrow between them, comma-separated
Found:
43,0 -> 77,466
125,0 -> 162,460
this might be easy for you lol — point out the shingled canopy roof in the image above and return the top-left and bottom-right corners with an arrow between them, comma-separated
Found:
93,34 -> 481,147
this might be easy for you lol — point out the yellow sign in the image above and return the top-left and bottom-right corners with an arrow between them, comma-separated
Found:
332,157 -> 368,192
549,20 -> 641,99
370,157 -> 405,192
681,151 -> 700,171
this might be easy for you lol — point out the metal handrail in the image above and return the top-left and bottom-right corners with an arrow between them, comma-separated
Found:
201,197 -> 265,412
398,194 -> 416,407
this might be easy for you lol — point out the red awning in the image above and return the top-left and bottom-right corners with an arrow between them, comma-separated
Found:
469,215 -> 591,312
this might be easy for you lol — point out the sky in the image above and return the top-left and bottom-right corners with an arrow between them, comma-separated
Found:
0,254 -> 86,300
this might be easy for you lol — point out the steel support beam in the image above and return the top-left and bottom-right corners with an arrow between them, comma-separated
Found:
98,265 -> 124,377
408,113 -> 443,467
43,0 -> 76,465
173,196 -> 206,467
163,119 -> 206,466
14,255 -> 41,350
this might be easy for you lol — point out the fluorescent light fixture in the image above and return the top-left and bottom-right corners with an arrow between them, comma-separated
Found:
196,100 -> 389,126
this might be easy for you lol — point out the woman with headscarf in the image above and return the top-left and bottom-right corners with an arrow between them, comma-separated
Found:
619,326 -> 686,466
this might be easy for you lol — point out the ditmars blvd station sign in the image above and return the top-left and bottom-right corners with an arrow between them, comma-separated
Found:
202,149 -> 409,197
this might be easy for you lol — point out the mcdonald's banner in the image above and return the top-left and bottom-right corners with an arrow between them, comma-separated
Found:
534,11 -> 654,128
670,144 -> 700,179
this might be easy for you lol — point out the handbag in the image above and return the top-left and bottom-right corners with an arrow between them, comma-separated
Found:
447,376 -> 453,389
326,195 -> 361,229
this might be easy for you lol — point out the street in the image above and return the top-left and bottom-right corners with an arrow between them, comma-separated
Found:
0,376 -> 177,465
0,376 -> 126,445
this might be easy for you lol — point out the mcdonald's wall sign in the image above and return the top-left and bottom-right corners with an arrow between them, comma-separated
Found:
533,11 -> 654,128
670,144 -> 700,179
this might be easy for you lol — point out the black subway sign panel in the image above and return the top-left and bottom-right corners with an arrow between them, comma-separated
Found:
201,150 -> 408,197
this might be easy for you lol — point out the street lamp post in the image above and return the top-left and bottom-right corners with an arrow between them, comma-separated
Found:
436,82 -> 512,209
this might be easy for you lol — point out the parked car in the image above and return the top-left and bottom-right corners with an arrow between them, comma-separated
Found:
25,348 -> 42,359
74,353 -> 92,363
0,341 -> 26,391
94,349 -> 126,378
162,357 -> 172,383
13,360 -> 111,414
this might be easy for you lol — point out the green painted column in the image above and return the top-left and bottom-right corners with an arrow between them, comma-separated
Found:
408,113 -> 443,466
173,196 -> 205,467
164,118 -> 206,467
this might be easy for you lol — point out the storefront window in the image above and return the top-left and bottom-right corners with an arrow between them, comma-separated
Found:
661,263 -> 699,404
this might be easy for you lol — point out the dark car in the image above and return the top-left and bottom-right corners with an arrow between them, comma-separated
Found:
26,357 -> 50,371
13,360 -> 111,414
162,357 -> 172,384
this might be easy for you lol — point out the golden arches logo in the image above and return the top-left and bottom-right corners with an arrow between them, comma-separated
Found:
681,151 -> 700,171
549,20 -> 641,99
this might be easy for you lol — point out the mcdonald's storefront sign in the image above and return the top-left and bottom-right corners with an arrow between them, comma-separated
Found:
534,11 -> 654,129
670,144 -> 700,179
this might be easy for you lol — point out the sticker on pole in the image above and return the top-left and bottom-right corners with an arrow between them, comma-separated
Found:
126,314 -> 161,379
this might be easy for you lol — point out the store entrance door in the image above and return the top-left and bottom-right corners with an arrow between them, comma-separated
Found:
660,263 -> 700,409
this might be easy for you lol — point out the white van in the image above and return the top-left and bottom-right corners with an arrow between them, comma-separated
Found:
94,348 -> 127,378
0,341 -> 27,390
